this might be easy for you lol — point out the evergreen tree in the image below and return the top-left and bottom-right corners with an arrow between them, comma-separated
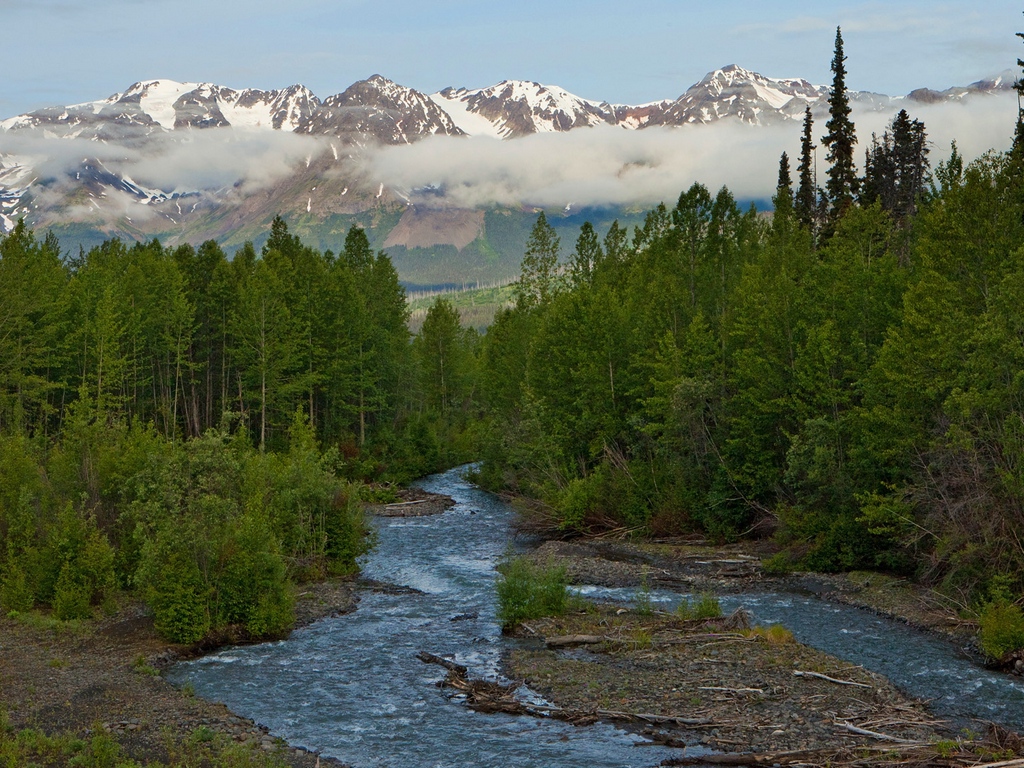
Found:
514,212 -> 561,308
861,109 -> 929,226
773,152 -> 794,224
1014,16 -> 1024,155
822,27 -> 859,221
569,222 -> 603,288
415,297 -> 471,415
795,107 -> 818,231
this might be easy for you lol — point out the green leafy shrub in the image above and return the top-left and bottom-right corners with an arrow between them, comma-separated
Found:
324,485 -> 371,576
979,599 -> 1024,660
212,512 -> 294,637
761,551 -> 797,575
52,564 -> 92,620
0,552 -> 34,613
495,556 -> 568,628
137,528 -> 210,644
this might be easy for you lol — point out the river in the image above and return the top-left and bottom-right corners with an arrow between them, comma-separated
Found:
170,466 -> 1024,767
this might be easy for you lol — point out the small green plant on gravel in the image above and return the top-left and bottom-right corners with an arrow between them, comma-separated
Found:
180,680 -> 195,698
634,571 -> 653,616
676,593 -> 721,620
495,555 -> 569,628
189,726 -> 216,744
632,627 -> 653,649
48,657 -> 67,668
762,551 -> 796,575
132,654 -> 159,676
933,740 -> 958,759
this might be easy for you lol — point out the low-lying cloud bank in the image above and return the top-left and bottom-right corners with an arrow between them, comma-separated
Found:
0,126 -> 326,196
364,94 -> 1019,209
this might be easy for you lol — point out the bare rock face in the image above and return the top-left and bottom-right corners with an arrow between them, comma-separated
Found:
298,75 -> 464,144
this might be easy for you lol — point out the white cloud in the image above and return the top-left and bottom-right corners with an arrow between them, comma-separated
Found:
0,126 -> 326,194
362,93 -> 1019,210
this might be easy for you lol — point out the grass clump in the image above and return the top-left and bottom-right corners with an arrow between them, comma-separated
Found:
745,624 -> 796,644
495,555 -> 569,628
634,571 -> 654,616
676,593 -> 722,620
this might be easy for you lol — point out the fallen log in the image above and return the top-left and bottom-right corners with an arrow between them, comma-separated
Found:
545,634 -> 605,648
416,651 -> 467,676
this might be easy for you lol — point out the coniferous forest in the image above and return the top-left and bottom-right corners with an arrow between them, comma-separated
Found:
1,26 -> 1024,659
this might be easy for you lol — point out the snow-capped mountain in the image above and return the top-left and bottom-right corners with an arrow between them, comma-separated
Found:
431,80 -> 614,138
0,76 -> 454,145
0,65 -> 1015,244
650,65 -> 828,126
299,75 -> 463,143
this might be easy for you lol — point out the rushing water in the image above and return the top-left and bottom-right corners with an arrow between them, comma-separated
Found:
169,468 -> 681,767
171,466 -> 1024,766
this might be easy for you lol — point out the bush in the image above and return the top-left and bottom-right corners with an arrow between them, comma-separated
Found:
495,556 -> 568,628
325,487 -> 372,576
979,599 -> 1024,660
213,512 -> 294,637
52,565 -> 92,620
137,528 -> 210,644
0,553 -> 34,613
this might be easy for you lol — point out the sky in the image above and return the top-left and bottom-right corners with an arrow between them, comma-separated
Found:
1,0 -> 1022,118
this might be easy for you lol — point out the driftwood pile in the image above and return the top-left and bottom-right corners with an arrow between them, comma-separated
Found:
416,650 -> 710,727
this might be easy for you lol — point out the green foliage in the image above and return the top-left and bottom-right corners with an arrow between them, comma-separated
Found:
137,526 -> 211,644
0,720 -> 291,768
978,575 -> 1024,659
634,572 -> 654,616
979,599 -> 1024,660
676,593 -> 722,620
495,555 -> 569,628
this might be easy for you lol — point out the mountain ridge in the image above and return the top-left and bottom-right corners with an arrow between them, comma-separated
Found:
0,65 -> 1016,287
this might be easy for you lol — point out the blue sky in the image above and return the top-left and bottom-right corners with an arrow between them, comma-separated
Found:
1,0 -> 1021,117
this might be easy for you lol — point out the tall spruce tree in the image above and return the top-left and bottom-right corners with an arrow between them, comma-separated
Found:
1014,16 -> 1024,155
861,109 -> 929,225
795,107 -> 818,231
514,212 -> 561,308
774,152 -> 794,219
822,27 -> 858,221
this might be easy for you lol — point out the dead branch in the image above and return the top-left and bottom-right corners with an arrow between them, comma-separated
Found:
793,670 -> 872,688
832,720 -> 928,744
544,634 -> 605,648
